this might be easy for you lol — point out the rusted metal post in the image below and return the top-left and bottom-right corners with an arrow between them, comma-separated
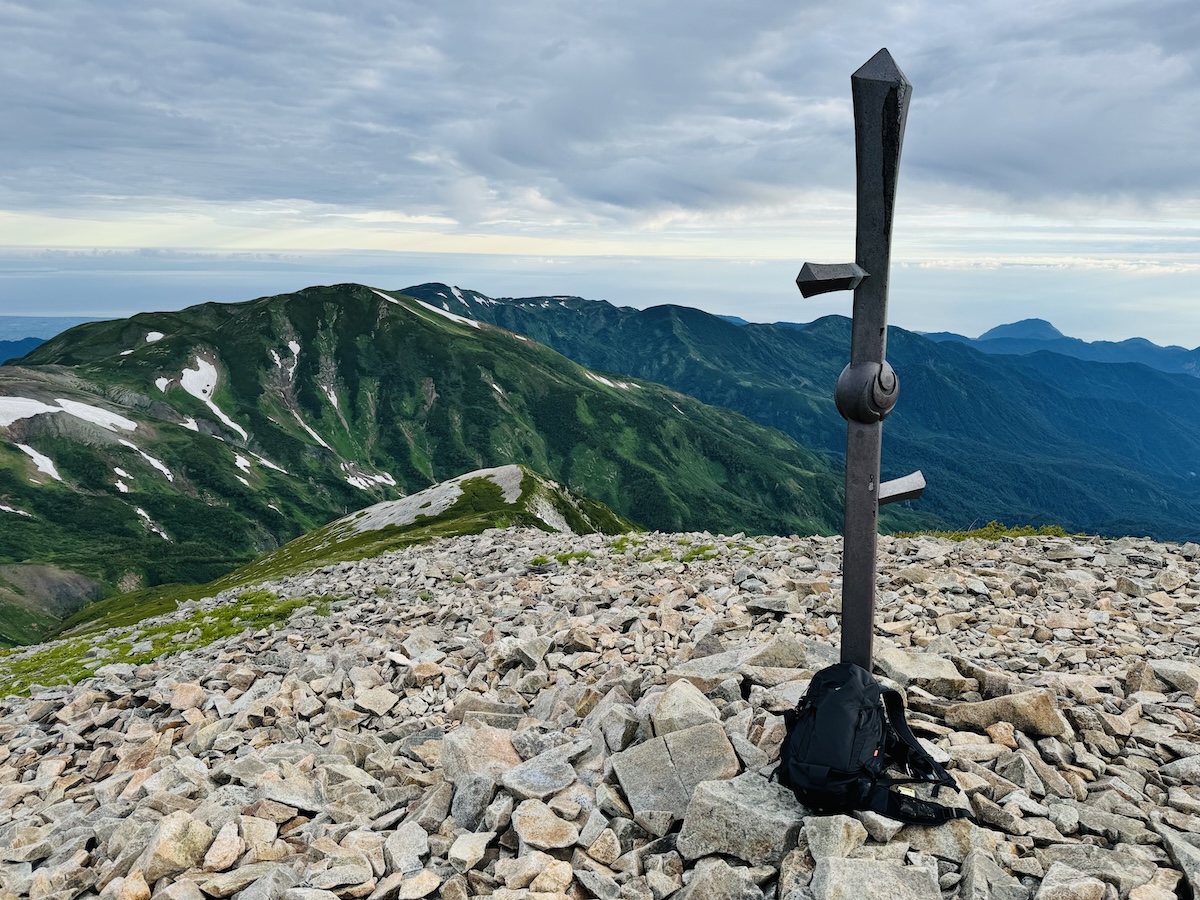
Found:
796,48 -> 924,670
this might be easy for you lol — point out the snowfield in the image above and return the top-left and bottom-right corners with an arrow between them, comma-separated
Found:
16,443 -> 61,481
180,357 -> 249,441
119,439 -> 175,482
0,396 -> 137,430
0,398 -> 59,426
54,398 -> 137,432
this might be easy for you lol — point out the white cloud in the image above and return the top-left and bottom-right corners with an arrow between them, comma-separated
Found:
1,1 -> 1199,342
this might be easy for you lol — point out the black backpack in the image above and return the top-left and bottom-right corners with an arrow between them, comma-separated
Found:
774,662 -> 971,825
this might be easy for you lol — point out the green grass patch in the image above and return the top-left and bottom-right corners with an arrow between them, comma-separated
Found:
530,555 -> 550,566
555,550 -> 593,565
55,581 -> 212,637
894,520 -> 1070,541
0,601 -> 61,649
680,543 -> 718,563
0,590 -> 334,696
637,547 -> 676,563
609,534 -> 642,554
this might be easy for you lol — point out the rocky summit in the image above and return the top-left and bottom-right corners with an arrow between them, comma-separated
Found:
1,528 -> 1199,900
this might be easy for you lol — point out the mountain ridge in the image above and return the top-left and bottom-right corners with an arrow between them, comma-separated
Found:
397,283 -> 1200,543
0,283 -> 852,642
921,318 -> 1200,377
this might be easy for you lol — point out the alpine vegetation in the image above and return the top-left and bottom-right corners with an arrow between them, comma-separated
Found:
0,284 -> 846,643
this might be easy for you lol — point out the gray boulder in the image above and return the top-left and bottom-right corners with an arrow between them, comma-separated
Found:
677,773 -> 804,866
809,857 -> 940,900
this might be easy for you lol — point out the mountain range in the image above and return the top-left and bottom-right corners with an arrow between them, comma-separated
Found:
922,317 -> 1200,377
5,283 -> 1200,647
398,284 -> 1200,543
0,284 -> 849,644
0,339 -> 44,365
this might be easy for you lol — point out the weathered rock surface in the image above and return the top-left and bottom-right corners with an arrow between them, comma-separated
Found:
0,527 -> 1197,900
677,773 -> 804,865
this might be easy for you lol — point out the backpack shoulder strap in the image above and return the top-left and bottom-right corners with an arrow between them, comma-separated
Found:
862,782 -> 974,825
881,689 -> 956,789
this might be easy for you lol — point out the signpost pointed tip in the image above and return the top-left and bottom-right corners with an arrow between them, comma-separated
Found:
852,48 -> 909,87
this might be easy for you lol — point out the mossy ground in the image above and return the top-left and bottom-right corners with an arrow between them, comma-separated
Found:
894,520 -> 1071,542
609,534 -> 747,564
0,590 -> 334,697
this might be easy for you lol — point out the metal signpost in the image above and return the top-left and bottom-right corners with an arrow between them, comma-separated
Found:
796,48 -> 924,670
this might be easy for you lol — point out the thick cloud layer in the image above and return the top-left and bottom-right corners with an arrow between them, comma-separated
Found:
2,2 -> 1199,343
4,1 -> 1197,225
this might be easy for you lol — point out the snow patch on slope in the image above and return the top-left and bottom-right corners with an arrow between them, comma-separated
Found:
0,398 -> 60,426
16,444 -> 61,482
119,440 -> 174,482
584,372 -> 637,390
341,462 -> 397,491
0,503 -> 32,517
251,453 -> 288,474
413,297 -> 482,329
338,465 -> 525,535
54,398 -> 137,432
180,357 -> 249,440
373,288 -> 482,329
371,289 -> 401,306
146,332 -> 164,343
0,396 -> 138,431
135,507 -> 171,541
291,410 -> 331,449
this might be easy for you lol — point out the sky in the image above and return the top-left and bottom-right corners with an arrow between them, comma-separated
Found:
1,1 -> 1199,346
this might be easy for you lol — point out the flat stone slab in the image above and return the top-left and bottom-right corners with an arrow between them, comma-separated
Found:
677,772 -> 804,866
441,723 -> 522,785
944,690 -> 1070,738
511,799 -> 579,850
809,857 -> 939,900
1035,845 -> 1156,896
610,722 -> 739,820
652,679 -> 720,735
875,649 -> 969,697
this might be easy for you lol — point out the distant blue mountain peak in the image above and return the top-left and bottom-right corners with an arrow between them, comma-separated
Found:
977,318 -> 1065,341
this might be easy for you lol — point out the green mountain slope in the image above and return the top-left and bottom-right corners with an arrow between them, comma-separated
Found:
1,284 -> 850,641
53,464 -> 632,638
400,283 -> 1200,542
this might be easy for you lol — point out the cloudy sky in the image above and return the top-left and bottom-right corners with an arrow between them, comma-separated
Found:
1,0 -> 1199,345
